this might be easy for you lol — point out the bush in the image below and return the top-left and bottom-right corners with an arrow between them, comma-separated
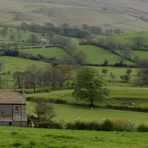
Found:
101,119 -> 114,131
114,120 -> 135,132
35,122 -> 50,128
66,122 -> 76,130
87,122 -> 101,131
28,97 -> 67,104
13,142 -> 22,147
137,124 -> 148,132
106,105 -> 148,113
35,122 -> 63,129
48,122 -> 63,129
34,119 -> 148,133
71,121 -> 87,130
66,121 -> 101,131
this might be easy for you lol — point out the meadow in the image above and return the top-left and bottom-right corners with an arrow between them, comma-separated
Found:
107,31 -> 148,46
52,104 -> 148,125
20,47 -> 69,59
76,45 -> 128,65
0,127 -> 148,148
27,86 -> 148,126
0,56 -> 49,88
27,86 -> 148,107
0,56 -> 49,73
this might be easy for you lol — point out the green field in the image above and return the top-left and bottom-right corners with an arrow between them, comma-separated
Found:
0,127 -> 148,148
108,32 -> 148,46
92,66 -> 137,81
27,86 -> 148,125
27,86 -> 148,107
20,47 -> 69,59
133,51 -> 148,60
0,28 -> 40,43
77,45 -> 130,65
0,56 -> 49,73
70,38 -> 132,65
52,104 -> 148,125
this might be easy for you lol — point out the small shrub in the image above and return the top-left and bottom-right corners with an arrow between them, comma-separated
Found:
13,142 -> 22,147
30,141 -> 36,146
66,121 -> 101,131
66,122 -> 75,130
11,131 -> 18,135
35,122 -> 63,129
114,120 -> 135,132
137,124 -> 148,132
74,121 -> 87,130
106,105 -> 148,113
101,119 -> 114,131
54,99 -> 67,104
48,122 -> 63,129
35,122 -> 50,128
87,122 -> 101,131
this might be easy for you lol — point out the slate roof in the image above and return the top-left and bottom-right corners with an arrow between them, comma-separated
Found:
0,92 -> 26,104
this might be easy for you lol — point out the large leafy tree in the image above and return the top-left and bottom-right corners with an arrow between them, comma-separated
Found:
73,67 -> 109,107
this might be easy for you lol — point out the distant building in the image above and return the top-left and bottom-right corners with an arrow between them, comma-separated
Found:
40,38 -> 49,44
0,92 -> 27,127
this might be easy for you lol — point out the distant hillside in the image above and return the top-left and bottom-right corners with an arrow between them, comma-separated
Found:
0,0 -> 148,32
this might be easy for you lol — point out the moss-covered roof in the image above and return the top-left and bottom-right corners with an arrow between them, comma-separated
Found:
0,92 -> 26,104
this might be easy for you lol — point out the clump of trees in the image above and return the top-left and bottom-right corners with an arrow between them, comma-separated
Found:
20,22 -> 90,38
120,68 -> 132,82
137,60 -> 148,86
14,64 -> 72,93
133,36 -> 146,50
81,24 -> 102,35
73,67 -> 109,106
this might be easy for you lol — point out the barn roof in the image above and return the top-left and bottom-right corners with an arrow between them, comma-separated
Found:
0,92 -> 26,104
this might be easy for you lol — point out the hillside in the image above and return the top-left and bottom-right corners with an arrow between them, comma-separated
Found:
0,0 -> 148,32
0,1 -> 148,148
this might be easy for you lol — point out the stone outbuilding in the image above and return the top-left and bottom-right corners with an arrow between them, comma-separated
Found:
0,92 -> 27,126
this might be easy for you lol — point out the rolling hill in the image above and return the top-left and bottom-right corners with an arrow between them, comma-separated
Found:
0,0 -> 148,32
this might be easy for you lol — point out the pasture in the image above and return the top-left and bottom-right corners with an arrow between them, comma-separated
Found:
27,86 -> 148,126
76,45 -> 130,65
0,127 -> 148,148
27,86 -> 148,108
108,31 -> 148,46
20,47 -> 69,59
0,56 -> 49,73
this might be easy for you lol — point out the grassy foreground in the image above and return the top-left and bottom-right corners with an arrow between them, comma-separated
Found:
0,127 -> 148,148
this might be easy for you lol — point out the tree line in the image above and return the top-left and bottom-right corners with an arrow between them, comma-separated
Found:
13,64 -> 73,93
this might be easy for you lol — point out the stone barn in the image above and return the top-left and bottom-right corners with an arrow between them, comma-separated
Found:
0,92 -> 27,127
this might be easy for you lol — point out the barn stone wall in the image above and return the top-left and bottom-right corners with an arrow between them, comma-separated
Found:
0,104 -> 27,127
